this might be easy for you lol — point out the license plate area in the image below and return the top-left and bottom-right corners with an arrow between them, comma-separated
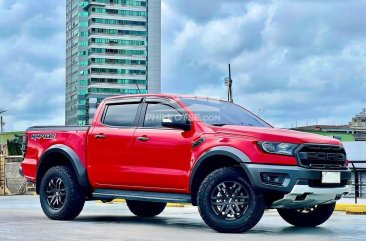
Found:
321,172 -> 341,184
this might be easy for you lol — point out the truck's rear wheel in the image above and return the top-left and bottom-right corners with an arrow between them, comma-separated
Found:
126,200 -> 166,217
40,166 -> 85,220
277,203 -> 336,227
197,167 -> 265,233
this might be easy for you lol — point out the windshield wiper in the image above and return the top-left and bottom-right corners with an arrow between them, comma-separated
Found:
212,123 -> 254,127
211,124 -> 229,127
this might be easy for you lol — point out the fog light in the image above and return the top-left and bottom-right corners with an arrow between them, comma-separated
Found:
261,173 -> 288,186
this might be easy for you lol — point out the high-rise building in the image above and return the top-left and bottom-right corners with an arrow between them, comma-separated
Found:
66,0 -> 161,125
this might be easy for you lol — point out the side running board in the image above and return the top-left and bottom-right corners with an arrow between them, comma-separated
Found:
92,189 -> 192,203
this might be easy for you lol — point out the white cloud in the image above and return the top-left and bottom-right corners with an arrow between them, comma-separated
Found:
162,0 -> 366,128
1,0 -> 366,131
0,0 -> 65,131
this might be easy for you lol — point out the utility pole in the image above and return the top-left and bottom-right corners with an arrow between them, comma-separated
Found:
224,64 -> 233,103
0,110 -> 7,133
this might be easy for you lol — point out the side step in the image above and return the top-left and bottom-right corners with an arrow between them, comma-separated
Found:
92,189 -> 192,203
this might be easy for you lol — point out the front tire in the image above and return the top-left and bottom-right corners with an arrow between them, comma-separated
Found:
126,200 -> 166,217
197,167 -> 265,233
39,166 -> 85,220
277,203 -> 336,227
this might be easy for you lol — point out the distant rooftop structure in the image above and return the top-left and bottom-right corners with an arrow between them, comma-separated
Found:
350,108 -> 366,128
292,109 -> 366,141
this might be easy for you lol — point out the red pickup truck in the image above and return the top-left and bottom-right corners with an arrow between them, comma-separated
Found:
21,94 -> 351,233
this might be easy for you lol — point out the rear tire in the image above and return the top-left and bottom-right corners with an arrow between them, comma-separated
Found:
277,203 -> 336,227
39,166 -> 85,220
126,200 -> 166,217
197,167 -> 265,233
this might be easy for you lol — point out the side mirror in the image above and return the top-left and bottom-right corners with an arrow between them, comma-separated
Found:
162,115 -> 191,131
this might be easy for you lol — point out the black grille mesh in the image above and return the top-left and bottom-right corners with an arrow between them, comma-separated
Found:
296,144 -> 347,169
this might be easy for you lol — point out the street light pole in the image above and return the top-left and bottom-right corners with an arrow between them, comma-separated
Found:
0,110 -> 7,133
224,64 -> 233,103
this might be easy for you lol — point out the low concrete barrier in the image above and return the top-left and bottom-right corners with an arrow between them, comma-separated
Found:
0,155 -> 6,195
6,156 -> 27,195
0,155 -> 31,195
5,159 -> 24,194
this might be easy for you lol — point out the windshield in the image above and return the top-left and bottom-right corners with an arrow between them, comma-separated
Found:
181,98 -> 271,128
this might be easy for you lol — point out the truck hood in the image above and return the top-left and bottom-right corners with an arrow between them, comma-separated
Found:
211,125 -> 341,145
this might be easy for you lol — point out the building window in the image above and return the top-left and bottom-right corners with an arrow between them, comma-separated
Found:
90,68 -> 146,75
79,2 -> 88,7
79,41 -> 88,47
80,31 -> 89,37
77,110 -> 87,115
80,70 -> 89,76
90,58 -> 146,65
90,28 -> 146,36
78,90 -> 88,95
79,61 -> 88,66
79,51 -> 88,56
91,8 -> 147,17
90,78 -> 147,85
79,12 -> 89,17
91,0 -> 146,7
89,88 -> 147,94
79,21 -> 89,27
90,18 -> 146,27
77,120 -> 86,125
89,48 -> 147,56
79,80 -> 88,86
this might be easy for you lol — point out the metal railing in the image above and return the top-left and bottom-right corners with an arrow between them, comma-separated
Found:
349,161 -> 366,204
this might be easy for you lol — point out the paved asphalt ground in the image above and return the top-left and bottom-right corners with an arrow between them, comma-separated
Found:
1,196 -> 366,241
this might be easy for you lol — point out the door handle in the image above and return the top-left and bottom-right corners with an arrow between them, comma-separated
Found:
137,136 -> 150,142
95,134 -> 106,139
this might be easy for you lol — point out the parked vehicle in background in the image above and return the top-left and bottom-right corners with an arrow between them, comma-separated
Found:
21,94 -> 351,233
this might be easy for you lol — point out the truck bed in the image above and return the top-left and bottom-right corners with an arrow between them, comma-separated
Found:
22,125 -> 90,182
27,125 -> 90,131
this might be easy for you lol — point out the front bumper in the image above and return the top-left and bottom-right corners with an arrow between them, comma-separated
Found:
270,183 -> 351,208
241,163 -> 351,208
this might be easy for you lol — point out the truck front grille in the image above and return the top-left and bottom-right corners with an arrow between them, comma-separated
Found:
296,144 -> 347,170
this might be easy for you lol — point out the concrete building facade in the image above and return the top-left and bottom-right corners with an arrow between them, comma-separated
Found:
66,0 -> 161,125
351,108 -> 366,128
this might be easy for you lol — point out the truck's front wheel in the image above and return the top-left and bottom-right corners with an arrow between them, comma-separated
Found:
277,203 -> 336,227
197,167 -> 265,233
126,200 -> 166,217
39,166 -> 85,220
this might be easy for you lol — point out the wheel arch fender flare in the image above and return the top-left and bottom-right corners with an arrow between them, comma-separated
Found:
36,144 -> 91,192
190,146 -> 253,193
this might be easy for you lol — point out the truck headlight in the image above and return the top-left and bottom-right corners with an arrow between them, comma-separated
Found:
259,142 -> 298,156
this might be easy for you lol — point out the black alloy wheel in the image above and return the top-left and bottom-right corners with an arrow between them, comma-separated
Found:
46,177 -> 66,210
197,167 -> 265,233
210,181 -> 249,220
40,166 -> 85,220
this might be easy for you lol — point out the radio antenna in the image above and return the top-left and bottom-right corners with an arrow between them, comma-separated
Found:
135,84 -> 142,94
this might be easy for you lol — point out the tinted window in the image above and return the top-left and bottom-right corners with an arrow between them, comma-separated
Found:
181,98 -> 270,127
103,103 -> 139,127
144,103 -> 181,128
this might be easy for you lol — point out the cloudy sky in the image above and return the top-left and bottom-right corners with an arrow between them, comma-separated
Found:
0,0 -> 366,131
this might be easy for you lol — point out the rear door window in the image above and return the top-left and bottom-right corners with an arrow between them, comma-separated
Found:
103,103 -> 139,127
